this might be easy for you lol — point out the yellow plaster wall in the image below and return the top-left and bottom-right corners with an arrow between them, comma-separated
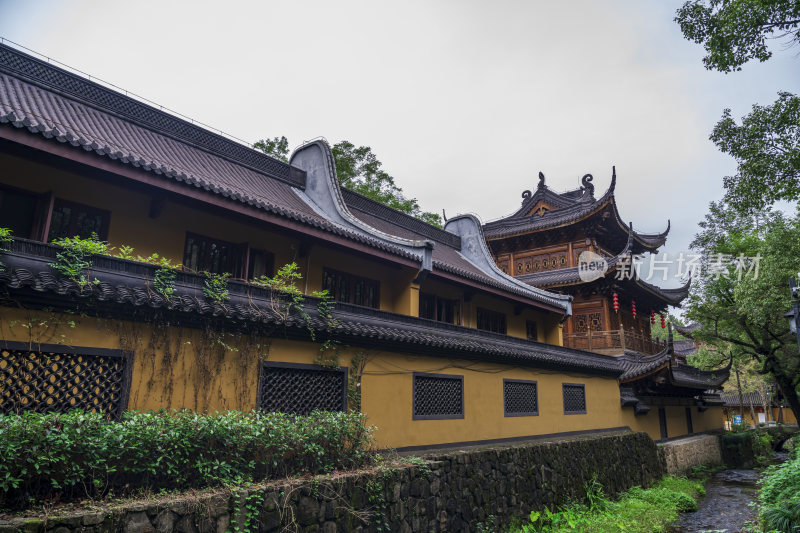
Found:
693,406 -> 724,433
1,308 -> 725,449
666,406 -> 689,438
359,352 -> 625,449
622,409 -> 661,441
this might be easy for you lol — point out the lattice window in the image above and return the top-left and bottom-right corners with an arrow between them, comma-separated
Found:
413,373 -> 464,419
504,379 -> 538,416
0,344 -> 129,418
259,363 -> 347,415
563,383 -> 587,414
574,311 -> 602,333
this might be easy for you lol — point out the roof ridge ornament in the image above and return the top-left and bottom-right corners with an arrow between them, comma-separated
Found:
521,171 -> 546,202
580,174 -> 595,198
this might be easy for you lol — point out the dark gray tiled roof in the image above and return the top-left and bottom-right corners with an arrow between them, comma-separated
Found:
483,180 -> 617,239
342,189 -> 459,248
0,42 -> 570,308
675,323 -> 702,336
670,363 -> 729,389
483,171 -> 669,251
719,391 -> 771,407
0,240 -> 622,376
0,43 -> 303,186
673,340 -> 697,356
618,348 -> 671,381
0,69 -> 426,263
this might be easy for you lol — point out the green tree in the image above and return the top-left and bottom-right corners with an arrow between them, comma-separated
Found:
713,92 -> 800,213
675,1 -> 800,213
675,0 -> 800,73
685,201 -> 800,421
253,136 -> 289,162
331,141 -> 442,227
254,137 -> 442,227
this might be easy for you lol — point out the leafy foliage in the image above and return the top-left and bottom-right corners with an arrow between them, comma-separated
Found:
0,227 -> 12,271
676,1 -> 800,214
253,135 -> 289,162
49,233 -> 109,290
202,272 -> 230,303
331,140 -> 442,227
154,267 -> 176,299
759,453 -> 800,530
686,202 -> 800,422
713,92 -> 800,213
0,409 -> 374,511
675,0 -> 800,73
512,476 -> 704,532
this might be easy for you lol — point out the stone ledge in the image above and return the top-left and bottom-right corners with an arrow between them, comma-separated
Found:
0,431 -> 665,533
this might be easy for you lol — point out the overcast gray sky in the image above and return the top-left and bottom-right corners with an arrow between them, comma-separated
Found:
1,0 -> 797,287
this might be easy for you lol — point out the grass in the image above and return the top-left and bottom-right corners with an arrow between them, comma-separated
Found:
509,475 -> 706,532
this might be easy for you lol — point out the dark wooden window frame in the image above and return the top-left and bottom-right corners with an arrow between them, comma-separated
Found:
48,197 -> 111,241
503,378 -> 539,417
322,267 -> 380,309
0,340 -> 132,418
476,307 -> 507,335
256,361 -> 348,414
0,185 -> 53,240
419,292 -> 461,325
412,372 -> 465,420
183,231 -> 249,278
562,382 -> 587,415
526,320 -> 538,341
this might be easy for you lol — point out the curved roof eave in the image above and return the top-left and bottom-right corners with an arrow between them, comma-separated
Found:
443,213 -> 573,314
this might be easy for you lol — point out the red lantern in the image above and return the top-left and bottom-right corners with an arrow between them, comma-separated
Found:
660,314 -> 666,329
612,292 -> 619,312
631,299 -> 637,318
650,310 -> 655,325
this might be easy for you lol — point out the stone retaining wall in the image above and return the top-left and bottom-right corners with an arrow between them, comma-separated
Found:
659,434 -> 723,475
0,431 -> 666,533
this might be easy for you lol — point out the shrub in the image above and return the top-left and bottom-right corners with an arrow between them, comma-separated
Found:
762,500 -> 800,533
0,409 -> 374,510
49,233 -> 109,289
511,475 -> 703,533
0,227 -> 11,271
758,454 -> 800,531
759,455 -> 800,508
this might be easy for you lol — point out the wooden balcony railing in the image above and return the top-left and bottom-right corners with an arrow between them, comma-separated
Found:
563,328 -> 668,356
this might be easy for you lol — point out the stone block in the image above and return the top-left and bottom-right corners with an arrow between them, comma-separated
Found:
121,512 -> 155,533
153,511 -> 179,533
298,496 -> 321,526
174,516 -> 198,533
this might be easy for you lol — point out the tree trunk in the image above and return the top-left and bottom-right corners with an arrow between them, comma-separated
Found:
772,372 -> 800,425
736,366 -> 745,420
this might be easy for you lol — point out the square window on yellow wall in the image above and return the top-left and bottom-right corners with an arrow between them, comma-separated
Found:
563,383 -> 586,414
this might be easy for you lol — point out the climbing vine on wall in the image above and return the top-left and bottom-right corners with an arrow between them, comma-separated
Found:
1,234 -> 348,412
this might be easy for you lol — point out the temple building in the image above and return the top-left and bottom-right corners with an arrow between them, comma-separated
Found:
0,41 -> 728,448
484,171 -> 690,356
